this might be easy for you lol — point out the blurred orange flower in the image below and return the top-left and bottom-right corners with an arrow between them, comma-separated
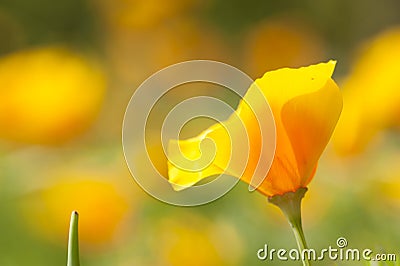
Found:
244,17 -> 325,77
0,47 -> 106,144
168,61 -> 342,197
333,27 -> 400,155
20,177 -> 129,247
95,0 -> 198,30
106,18 -> 231,86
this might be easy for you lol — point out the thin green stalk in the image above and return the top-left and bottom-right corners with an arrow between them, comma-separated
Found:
67,211 -> 80,266
290,217 -> 309,265
268,187 -> 310,266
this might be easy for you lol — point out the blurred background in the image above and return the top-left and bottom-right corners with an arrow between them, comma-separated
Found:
0,0 -> 400,265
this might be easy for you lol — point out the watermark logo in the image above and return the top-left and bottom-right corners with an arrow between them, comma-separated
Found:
257,237 -> 397,262
336,237 -> 348,248
122,60 -> 276,206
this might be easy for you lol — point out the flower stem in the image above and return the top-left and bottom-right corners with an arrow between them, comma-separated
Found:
67,211 -> 80,266
268,187 -> 310,266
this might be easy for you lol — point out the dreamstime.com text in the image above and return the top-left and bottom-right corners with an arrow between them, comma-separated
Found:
257,237 -> 396,262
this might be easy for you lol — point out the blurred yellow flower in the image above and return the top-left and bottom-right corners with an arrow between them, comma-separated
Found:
357,151 -> 400,213
244,17 -> 325,77
376,179 -> 400,204
333,27 -> 400,155
20,177 -> 129,247
154,215 -> 242,266
106,18 -> 231,86
0,47 -> 106,144
95,0 -> 198,29
168,61 -> 342,197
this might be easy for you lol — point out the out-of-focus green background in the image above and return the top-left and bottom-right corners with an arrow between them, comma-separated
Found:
0,0 -> 400,265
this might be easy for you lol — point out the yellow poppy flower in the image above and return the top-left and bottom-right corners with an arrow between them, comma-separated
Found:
0,47 -> 106,144
167,61 -> 343,197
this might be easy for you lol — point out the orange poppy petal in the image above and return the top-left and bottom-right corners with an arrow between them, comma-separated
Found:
281,78 -> 342,185
253,61 -> 342,196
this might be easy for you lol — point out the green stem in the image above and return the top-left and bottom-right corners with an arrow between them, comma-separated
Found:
268,187 -> 310,266
67,211 -> 80,266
